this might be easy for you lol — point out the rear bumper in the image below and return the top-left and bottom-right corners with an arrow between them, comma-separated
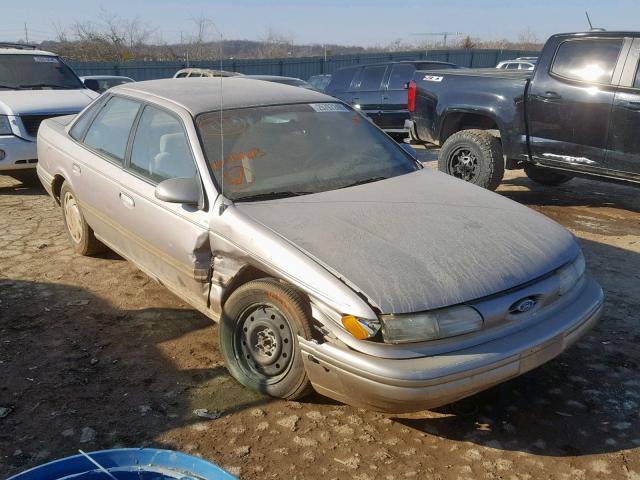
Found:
0,135 -> 37,172
300,277 -> 603,413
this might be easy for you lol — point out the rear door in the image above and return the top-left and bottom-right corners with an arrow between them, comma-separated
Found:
604,37 -> 640,177
528,37 -> 627,171
379,63 -> 415,131
350,65 -> 388,125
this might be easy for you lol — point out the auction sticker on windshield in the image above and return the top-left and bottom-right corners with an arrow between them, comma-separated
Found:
33,56 -> 59,63
309,103 -> 349,113
423,75 -> 443,82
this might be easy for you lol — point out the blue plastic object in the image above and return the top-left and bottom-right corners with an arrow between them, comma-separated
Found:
8,448 -> 237,480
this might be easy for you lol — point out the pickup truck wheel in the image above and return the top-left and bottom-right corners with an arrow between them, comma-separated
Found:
439,129 -> 504,190
219,278 -> 314,400
60,182 -> 105,256
524,164 -> 573,186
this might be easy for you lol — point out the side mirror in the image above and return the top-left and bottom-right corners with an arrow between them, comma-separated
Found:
83,79 -> 100,92
400,143 -> 418,159
155,176 -> 203,208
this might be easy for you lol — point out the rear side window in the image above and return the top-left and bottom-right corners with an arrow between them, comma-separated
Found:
69,96 -> 107,141
129,106 -> 196,182
83,97 -> 140,162
551,38 -> 623,84
354,66 -> 387,91
327,68 -> 357,92
387,64 -> 415,89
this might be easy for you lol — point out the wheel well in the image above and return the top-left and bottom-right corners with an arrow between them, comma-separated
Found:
440,113 -> 499,144
52,175 -> 65,205
221,265 -> 272,306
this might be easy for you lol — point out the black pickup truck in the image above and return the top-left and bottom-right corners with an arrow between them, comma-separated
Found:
406,31 -> 640,190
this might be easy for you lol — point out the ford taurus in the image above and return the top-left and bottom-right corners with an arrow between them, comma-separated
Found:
36,78 -> 604,412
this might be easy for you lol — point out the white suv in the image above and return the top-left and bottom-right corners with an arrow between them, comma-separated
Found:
0,43 -> 98,179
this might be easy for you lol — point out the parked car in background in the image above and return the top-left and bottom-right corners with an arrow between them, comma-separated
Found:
407,31 -> 640,190
245,75 -> 317,90
81,75 -> 134,93
496,60 -> 536,70
173,68 -> 242,78
0,43 -> 98,183
325,61 -> 459,135
307,73 -> 332,91
37,77 -> 602,413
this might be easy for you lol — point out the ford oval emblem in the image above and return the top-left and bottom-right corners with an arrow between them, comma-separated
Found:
510,297 -> 537,314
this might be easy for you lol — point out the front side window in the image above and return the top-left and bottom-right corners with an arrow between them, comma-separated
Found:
326,68 -> 357,92
387,64 -> 415,90
0,54 -> 83,90
130,106 -> 196,182
83,97 -> 140,162
551,38 -> 623,84
354,66 -> 387,91
176,72 -> 188,78
196,103 -> 418,201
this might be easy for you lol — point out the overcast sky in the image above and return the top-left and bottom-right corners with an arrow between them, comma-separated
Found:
3,0 -> 639,47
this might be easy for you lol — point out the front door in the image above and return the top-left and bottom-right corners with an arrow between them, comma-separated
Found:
117,104 -> 213,313
527,37 -> 626,172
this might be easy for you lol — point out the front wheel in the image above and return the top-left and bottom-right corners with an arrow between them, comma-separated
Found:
219,278 -> 314,400
524,164 -> 573,186
438,129 -> 504,191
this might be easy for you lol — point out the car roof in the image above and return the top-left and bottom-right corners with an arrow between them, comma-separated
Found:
112,77 -> 333,115
0,47 -> 57,56
80,75 -> 134,81
246,75 -> 304,81
337,60 -> 456,71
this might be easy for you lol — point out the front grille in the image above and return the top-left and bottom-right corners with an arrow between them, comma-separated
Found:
20,114 -> 59,137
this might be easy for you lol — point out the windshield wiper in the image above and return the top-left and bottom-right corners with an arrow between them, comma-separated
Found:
18,83 -> 74,90
341,176 -> 388,189
234,191 -> 312,202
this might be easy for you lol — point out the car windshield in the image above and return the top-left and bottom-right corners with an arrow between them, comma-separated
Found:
196,103 -> 419,201
0,54 -> 83,90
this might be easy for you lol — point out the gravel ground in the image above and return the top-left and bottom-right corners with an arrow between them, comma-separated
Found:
1,148 -> 639,479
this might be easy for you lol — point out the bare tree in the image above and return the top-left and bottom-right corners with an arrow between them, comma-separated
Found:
259,28 -> 294,58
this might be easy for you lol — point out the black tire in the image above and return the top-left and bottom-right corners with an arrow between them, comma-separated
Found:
60,181 -> 105,256
219,278 -> 314,400
524,164 -> 573,186
438,129 -> 504,191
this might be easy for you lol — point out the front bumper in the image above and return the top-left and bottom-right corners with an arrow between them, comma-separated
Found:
300,277 -> 604,413
0,135 -> 37,172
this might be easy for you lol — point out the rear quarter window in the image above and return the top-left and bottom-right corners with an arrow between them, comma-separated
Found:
551,38 -> 623,84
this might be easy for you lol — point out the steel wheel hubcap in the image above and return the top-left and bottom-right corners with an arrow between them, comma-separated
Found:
449,147 -> 479,182
63,191 -> 83,243
237,304 -> 294,380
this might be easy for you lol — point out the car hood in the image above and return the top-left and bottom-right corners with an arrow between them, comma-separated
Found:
0,89 -> 98,116
236,169 -> 579,314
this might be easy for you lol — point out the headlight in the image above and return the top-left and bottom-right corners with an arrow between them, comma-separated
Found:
556,251 -> 586,295
380,305 -> 483,344
0,116 -> 12,135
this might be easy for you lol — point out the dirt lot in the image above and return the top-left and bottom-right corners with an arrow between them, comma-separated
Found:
1,150 -> 640,479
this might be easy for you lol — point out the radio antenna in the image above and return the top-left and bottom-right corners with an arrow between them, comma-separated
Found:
585,11 -> 593,30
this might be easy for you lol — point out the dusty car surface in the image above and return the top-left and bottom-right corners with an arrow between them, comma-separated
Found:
36,77 -> 604,413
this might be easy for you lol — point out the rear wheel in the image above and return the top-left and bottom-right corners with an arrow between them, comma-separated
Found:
219,278 -> 314,400
60,182 -> 105,256
438,129 -> 504,190
524,164 -> 573,186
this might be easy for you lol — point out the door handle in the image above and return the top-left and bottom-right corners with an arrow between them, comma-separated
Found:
536,91 -> 562,101
623,100 -> 640,111
119,192 -> 135,209
72,163 -> 81,176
